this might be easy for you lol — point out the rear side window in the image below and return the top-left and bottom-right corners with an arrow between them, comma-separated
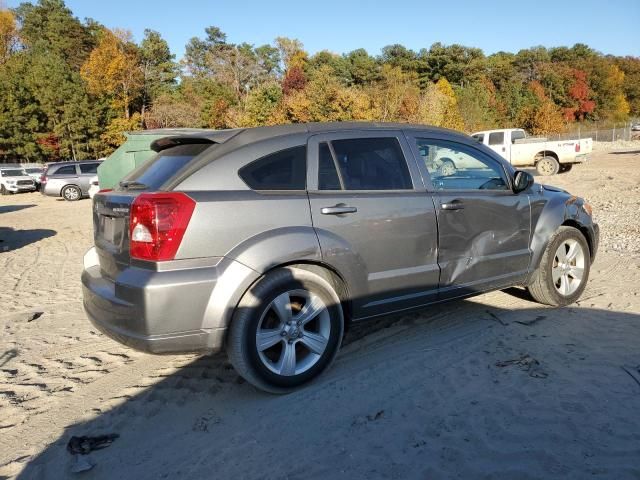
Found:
79,163 -> 99,174
511,130 -> 526,142
239,146 -> 306,190
123,143 -> 211,190
327,137 -> 412,190
488,132 -> 504,145
53,165 -> 76,175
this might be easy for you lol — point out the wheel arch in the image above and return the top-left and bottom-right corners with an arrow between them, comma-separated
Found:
534,150 -> 559,162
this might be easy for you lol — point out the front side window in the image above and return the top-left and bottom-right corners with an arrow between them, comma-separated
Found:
488,132 -> 505,145
52,165 -> 77,175
79,163 -> 99,174
414,139 -> 509,191
239,146 -> 306,190
319,137 -> 412,191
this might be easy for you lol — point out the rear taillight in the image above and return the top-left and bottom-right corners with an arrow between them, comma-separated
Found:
129,192 -> 195,261
98,188 -> 112,193
575,143 -> 580,152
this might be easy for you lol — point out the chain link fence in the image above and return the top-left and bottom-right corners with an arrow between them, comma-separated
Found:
548,122 -> 640,142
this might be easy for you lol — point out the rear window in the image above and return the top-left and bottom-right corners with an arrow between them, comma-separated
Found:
52,165 -> 76,175
511,130 -> 526,142
121,143 -> 211,190
79,163 -> 99,174
329,137 -> 412,190
239,146 -> 306,190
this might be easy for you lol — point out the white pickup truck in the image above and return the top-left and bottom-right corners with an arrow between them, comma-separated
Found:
470,128 -> 592,176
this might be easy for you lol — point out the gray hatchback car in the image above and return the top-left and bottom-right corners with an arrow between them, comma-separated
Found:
82,122 -> 599,392
41,160 -> 101,201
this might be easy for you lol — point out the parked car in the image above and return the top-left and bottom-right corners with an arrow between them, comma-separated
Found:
82,122 -> 599,393
41,160 -> 101,201
631,123 -> 640,132
23,166 -> 44,190
471,128 -> 592,176
88,176 -> 100,199
0,167 -> 37,194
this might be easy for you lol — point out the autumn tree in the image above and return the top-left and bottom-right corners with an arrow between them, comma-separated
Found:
0,9 -> 19,64
81,28 -> 143,119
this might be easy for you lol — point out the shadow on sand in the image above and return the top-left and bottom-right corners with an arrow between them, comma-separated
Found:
0,226 -> 56,252
0,204 -> 36,215
12,300 -> 640,480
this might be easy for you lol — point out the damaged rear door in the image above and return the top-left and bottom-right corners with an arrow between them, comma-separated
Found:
406,135 -> 531,298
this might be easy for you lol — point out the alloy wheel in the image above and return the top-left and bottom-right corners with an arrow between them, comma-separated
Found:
552,239 -> 585,296
256,289 -> 331,376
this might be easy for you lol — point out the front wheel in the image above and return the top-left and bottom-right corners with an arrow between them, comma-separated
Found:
527,226 -> 590,306
1,185 -> 8,195
536,156 -> 560,176
438,159 -> 456,176
227,267 -> 344,393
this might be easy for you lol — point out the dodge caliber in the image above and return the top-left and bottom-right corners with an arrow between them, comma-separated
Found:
82,122 -> 599,392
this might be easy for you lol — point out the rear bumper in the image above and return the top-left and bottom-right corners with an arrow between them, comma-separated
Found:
571,154 -> 589,164
81,248 -> 229,354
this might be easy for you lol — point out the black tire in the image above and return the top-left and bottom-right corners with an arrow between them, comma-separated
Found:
559,164 -> 573,173
536,156 -> 559,176
438,159 -> 456,176
527,226 -> 591,306
62,185 -> 81,201
227,267 -> 344,394
0,185 -> 7,195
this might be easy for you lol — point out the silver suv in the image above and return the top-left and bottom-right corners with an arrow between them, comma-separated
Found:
41,160 -> 101,201
82,123 -> 599,392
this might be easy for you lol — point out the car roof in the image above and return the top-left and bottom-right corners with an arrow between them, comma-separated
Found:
47,160 -> 102,166
152,121 -> 471,152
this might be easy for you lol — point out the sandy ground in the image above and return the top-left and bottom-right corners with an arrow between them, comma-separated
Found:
1,149 -> 639,479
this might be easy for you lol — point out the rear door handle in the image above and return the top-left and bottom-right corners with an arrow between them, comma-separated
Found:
441,201 -> 464,211
321,206 -> 357,215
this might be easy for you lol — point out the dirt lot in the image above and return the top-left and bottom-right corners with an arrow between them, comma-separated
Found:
1,149 -> 639,479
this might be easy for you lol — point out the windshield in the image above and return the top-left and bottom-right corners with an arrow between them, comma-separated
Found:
1,169 -> 25,177
25,168 -> 43,174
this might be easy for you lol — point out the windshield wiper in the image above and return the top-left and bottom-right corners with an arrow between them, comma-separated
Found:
119,180 -> 148,190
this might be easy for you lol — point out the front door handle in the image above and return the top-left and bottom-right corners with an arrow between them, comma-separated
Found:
321,206 -> 357,215
441,201 -> 464,211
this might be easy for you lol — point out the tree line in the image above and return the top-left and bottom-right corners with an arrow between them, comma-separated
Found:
0,0 -> 638,162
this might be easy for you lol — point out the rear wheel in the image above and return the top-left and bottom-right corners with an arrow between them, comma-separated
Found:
227,267 -> 344,393
527,226 -> 590,306
536,156 -> 559,176
62,185 -> 81,201
559,164 -> 573,173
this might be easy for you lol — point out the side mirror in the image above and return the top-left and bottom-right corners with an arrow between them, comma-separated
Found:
513,170 -> 534,193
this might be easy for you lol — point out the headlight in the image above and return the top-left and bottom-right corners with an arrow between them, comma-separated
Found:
6,179 -> 16,184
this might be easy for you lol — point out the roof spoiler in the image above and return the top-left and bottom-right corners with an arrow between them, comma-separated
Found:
150,129 -> 244,152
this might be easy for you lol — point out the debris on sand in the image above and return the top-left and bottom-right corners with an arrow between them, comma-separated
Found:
515,315 -> 547,326
486,310 -> 508,326
67,434 -> 119,455
621,365 -> 640,389
70,454 -> 96,473
26,311 -> 44,322
496,354 -> 548,378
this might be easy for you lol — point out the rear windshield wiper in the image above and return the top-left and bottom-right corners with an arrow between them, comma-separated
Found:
119,180 -> 148,190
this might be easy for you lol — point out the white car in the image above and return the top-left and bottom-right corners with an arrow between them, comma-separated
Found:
23,166 -> 44,190
0,168 -> 37,195
471,128 -> 592,175
88,175 -> 100,199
